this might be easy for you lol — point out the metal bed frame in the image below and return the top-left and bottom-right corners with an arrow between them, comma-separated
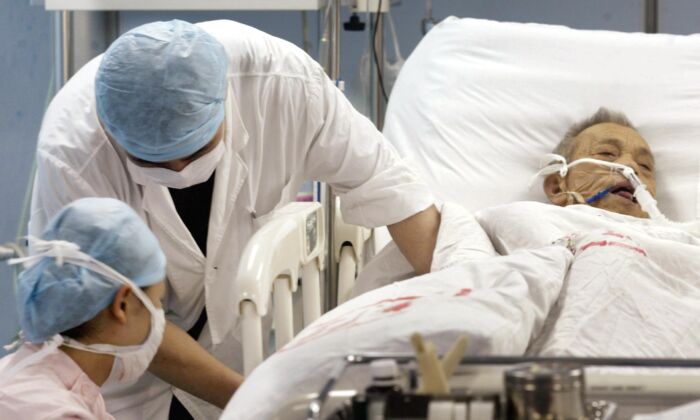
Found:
283,354 -> 700,420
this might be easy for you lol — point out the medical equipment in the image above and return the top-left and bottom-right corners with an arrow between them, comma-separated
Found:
44,1 -> 324,10
358,8 -> 404,102
586,188 -> 613,204
233,201 -> 376,374
234,202 -> 325,375
275,355 -> 700,420
344,13 -> 366,31
505,363 -> 588,420
341,0 -> 392,129
532,154 -> 666,223
334,197 -> 372,304
234,199 -> 375,374
421,0 -> 437,34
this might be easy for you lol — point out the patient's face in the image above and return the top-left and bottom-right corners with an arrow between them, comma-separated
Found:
546,122 -> 656,218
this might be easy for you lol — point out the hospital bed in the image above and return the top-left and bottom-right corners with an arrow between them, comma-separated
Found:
221,15 -> 700,419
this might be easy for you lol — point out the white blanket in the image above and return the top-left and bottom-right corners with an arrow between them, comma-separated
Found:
221,203 -> 572,419
475,201 -> 700,358
223,202 -> 700,419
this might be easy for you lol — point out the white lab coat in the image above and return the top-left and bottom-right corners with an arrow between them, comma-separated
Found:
29,20 -> 434,419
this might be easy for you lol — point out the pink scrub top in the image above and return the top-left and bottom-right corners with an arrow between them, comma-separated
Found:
0,343 -> 114,419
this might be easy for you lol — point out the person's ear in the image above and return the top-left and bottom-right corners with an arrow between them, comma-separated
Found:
543,174 -> 569,207
109,285 -> 132,325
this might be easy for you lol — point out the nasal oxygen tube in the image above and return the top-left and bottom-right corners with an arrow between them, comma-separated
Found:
532,154 -> 669,224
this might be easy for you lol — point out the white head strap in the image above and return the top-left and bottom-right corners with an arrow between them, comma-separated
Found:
9,237 -> 88,268
530,153 -> 643,189
7,237 -> 159,336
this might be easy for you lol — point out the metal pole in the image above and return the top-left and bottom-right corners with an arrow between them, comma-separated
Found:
645,0 -> 658,33
71,11 -> 120,75
331,0 -> 340,80
61,11 -> 73,83
52,12 -> 66,88
323,0 -> 341,311
55,10 -> 119,87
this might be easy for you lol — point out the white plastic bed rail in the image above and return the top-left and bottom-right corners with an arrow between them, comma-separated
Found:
334,198 -> 372,305
234,202 -> 325,375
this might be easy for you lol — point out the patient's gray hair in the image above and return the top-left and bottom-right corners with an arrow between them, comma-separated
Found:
554,107 -> 635,160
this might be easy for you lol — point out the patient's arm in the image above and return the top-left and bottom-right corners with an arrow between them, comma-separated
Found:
388,204 -> 441,275
149,321 -> 244,408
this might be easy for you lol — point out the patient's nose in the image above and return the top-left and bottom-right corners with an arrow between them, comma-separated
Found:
617,153 -> 640,175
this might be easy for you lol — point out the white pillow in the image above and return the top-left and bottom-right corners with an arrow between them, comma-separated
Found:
384,17 -> 700,222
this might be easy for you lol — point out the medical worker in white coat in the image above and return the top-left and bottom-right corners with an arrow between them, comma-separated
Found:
30,20 -> 440,419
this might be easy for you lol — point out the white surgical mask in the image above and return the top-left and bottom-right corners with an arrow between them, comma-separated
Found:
6,238 -> 166,386
127,140 -> 225,189
66,307 -> 165,385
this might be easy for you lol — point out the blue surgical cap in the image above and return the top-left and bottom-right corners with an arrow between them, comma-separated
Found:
17,198 -> 166,343
95,20 -> 228,162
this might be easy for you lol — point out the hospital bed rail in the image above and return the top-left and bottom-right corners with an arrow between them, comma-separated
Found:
234,202 -> 325,375
333,197 -> 372,305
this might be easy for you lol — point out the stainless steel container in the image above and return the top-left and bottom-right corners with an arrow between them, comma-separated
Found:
505,362 -> 587,420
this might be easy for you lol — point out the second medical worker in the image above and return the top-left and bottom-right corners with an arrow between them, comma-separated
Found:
30,19 -> 440,419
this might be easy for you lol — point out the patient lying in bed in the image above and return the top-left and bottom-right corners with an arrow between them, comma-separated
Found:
222,109 -> 700,419
473,108 -> 700,358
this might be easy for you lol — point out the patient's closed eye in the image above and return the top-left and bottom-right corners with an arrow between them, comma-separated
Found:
595,150 -> 617,160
